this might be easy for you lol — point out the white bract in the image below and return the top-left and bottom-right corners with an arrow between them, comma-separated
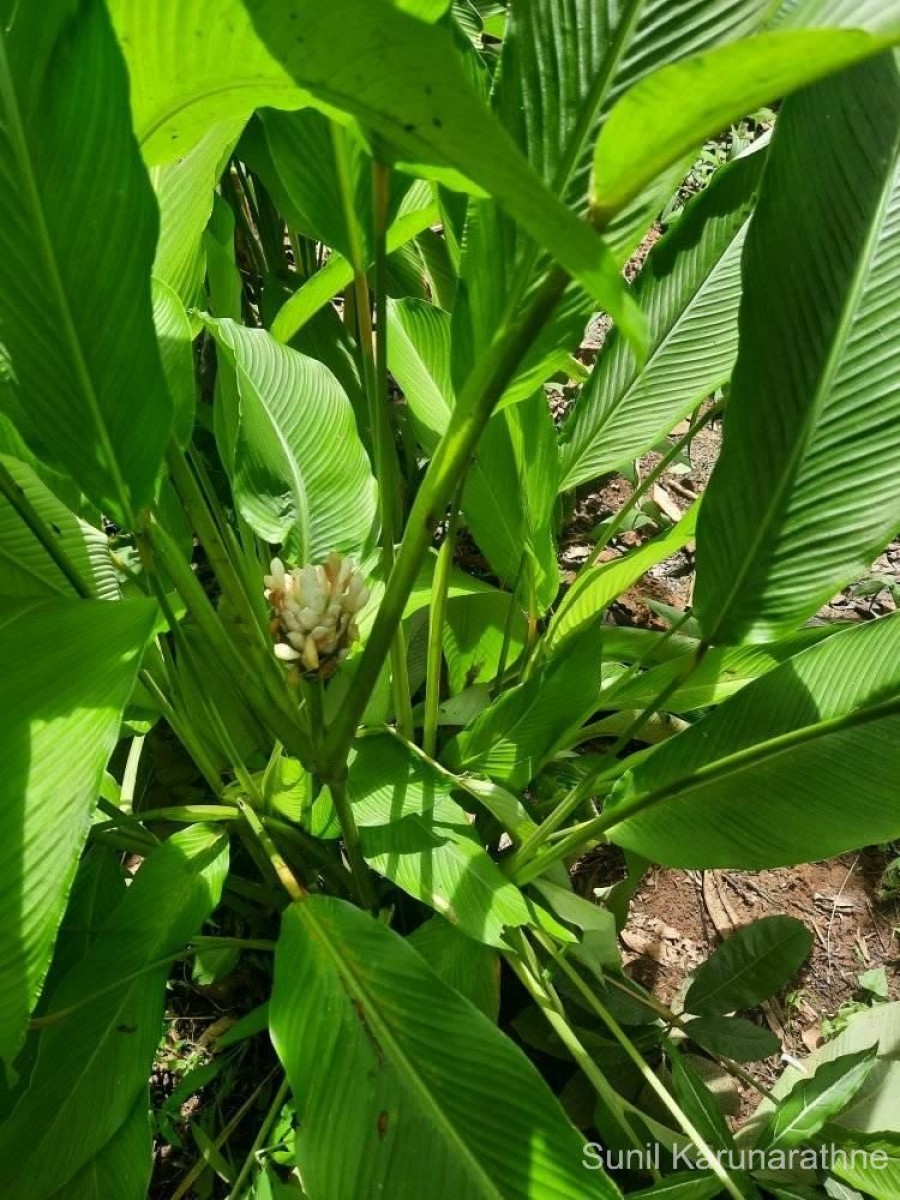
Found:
265,553 -> 368,674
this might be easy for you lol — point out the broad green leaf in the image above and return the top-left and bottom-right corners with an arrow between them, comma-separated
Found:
747,1003 -> 900,1140
150,121 -> 242,305
348,733 -> 453,826
386,298 -> 560,611
465,393 -> 560,614
628,1174 -> 723,1200
532,879 -> 620,974
605,615 -> 900,869
47,1092 -> 151,1200
254,110 -> 418,266
244,0 -> 643,344
45,846 -> 127,986
443,591 -> 527,694
685,916 -> 813,1016
0,598 -> 157,1068
349,735 -> 530,944
601,628 -> 833,715
0,825 -> 228,1197
545,505 -> 698,657
207,319 -> 377,562
407,915 -> 500,1021
559,144 -> 766,491
443,627 -> 603,789
152,279 -> 195,447
108,0 -> 304,162
669,1051 -> 736,1152
686,1014 -> 780,1063
271,895 -> 621,1200
827,1130 -> 900,1200
271,193 -> 440,343
387,298 -> 453,456
772,0 -> 900,33
0,456 -> 119,600
356,548 -> 500,643
0,0 -> 172,521
695,55 -> 900,643
360,795 -> 531,946
760,1049 -> 879,1151
591,30 -> 898,221
451,0 -> 770,408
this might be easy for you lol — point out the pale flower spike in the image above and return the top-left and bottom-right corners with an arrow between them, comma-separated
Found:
264,552 -> 368,678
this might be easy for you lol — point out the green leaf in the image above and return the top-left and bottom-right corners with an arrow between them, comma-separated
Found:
772,0 -> 900,33
0,598 -> 157,1068
601,628 -> 833,715
349,735 -> 530,945
544,505 -> 698,658
271,192 -> 440,343
669,1051 -> 736,1152
450,0 -> 770,408
47,1092 -> 151,1200
628,1174 -> 723,1200
0,824 -> 228,1197
407,915 -> 500,1021
244,0 -> 642,345
694,53 -> 900,643
604,615 -> 900,869
207,318 -> 377,562
386,298 -> 560,611
254,110 -> 418,267
826,1129 -> 900,1200
591,29 -> 898,220
443,591 -> 527,694
271,895 -> 622,1200
0,455 -> 119,600
559,144 -> 765,490
108,0 -> 304,162
760,1048 -> 879,1151
685,916 -> 813,1016
0,0 -> 172,521
532,879 -> 620,974
150,121 -> 242,305
749,1003 -> 900,1141
465,393 -> 560,613
387,298 -> 453,456
443,627 -> 604,789
686,1014 -> 780,1063
152,279 -> 196,447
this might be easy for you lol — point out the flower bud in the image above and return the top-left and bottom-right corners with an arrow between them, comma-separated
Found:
264,553 -> 368,678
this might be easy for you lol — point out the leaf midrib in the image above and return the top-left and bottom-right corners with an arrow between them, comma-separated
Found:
301,901 -> 508,1200
234,347 -> 312,557
705,126 -> 900,641
561,219 -> 748,488
606,689 -> 900,837
0,25 -> 134,521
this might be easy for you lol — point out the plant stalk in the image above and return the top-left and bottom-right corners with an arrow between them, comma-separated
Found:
322,266 -> 569,771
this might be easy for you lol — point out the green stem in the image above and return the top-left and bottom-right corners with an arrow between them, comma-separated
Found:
229,1075 -> 291,1199
166,444 -> 267,652
422,488 -> 461,757
322,267 -> 569,771
509,638 -> 708,884
538,935 -> 749,1200
236,797 -> 306,902
326,773 -> 377,910
139,514 -> 315,765
562,709 -> 690,749
504,932 -> 656,1175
